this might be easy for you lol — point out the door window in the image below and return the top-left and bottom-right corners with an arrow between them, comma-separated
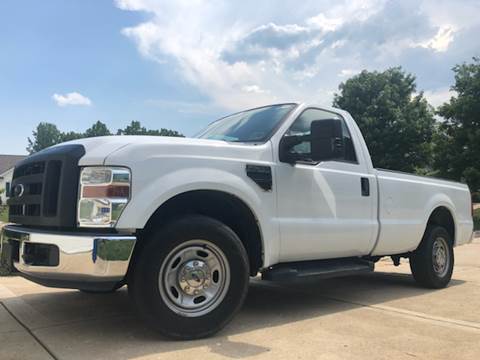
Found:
285,108 -> 357,163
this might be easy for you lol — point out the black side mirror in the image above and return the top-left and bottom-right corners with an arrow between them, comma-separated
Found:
310,119 -> 344,162
279,135 -> 304,163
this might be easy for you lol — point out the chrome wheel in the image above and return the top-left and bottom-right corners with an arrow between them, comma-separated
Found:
432,237 -> 449,277
159,239 -> 230,317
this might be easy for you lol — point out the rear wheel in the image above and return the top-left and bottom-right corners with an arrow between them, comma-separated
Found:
410,226 -> 454,289
128,215 -> 249,339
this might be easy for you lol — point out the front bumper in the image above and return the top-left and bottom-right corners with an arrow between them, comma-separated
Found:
0,225 -> 136,291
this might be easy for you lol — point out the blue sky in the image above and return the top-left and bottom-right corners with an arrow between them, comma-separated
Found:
1,0 -> 479,154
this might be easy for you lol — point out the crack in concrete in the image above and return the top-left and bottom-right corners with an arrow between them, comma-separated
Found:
324,296 -> 480,332
31,314 -> 137,331
0,302 -> 58,360
257,279 -> 480,333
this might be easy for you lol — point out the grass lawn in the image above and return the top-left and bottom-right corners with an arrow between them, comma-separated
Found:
0,206 -> 8,222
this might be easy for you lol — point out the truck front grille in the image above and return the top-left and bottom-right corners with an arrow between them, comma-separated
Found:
9,161 -> 48,218
8,144 -> 85,227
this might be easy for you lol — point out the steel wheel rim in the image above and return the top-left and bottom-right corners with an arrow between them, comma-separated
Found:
432,236 -> 449,277
159,239 -> 230,317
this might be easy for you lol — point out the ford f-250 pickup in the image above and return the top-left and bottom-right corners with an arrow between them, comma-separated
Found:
1,103 -> 474,339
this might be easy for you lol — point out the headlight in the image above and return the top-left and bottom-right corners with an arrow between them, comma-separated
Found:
77,167 -> 131,227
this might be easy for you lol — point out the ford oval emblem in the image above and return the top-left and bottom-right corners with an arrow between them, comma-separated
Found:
13,184 -> 25,197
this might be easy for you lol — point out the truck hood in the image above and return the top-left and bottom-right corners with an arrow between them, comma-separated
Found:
59,136 -> 270,166
52,136 -> 139,166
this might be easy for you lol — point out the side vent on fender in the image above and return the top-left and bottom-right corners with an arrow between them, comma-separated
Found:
246,164 -> 272,191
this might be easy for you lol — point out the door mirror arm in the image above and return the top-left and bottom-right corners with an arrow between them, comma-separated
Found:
279,135 -> 307,164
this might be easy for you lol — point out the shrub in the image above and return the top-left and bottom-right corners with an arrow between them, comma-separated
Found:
0,205 -> 8,223
472,192 -> 480,203
474,208 -> 480,231
0,233 -> 14,276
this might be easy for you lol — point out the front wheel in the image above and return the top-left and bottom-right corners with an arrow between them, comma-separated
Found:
410,226 -> 454,289
128,215 -> 249,340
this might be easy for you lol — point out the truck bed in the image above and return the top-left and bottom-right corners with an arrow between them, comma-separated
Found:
372,169 -> 473,256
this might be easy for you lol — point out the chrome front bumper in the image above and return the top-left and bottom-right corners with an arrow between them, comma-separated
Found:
0,225 -> 136,290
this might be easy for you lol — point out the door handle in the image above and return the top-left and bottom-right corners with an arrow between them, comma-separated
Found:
361,177 -> 370,196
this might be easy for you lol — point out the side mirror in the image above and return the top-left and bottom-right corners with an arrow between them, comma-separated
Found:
310,119 -> 344,162
279,135 -> 303,164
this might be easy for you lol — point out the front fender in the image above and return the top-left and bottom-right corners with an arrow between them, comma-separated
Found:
115,166 -> 279,267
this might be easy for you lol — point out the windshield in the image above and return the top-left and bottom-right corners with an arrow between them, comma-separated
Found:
196,104 -> 296,142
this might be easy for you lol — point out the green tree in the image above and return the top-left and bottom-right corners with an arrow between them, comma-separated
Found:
27,122 -> 63,154
433,58 -> 480,194
117,121 -> 183,137
27,120 -> 184,153
84,121 -> 111,138
116,121 -> 145,135
156,128 -> 184,137
61,131 -> 84,142
333,67 -> 435,173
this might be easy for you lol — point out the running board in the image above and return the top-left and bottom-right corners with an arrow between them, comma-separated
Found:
261,258 -> 374,282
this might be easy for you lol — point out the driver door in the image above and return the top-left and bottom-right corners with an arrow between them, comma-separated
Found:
275,108 -> 377,262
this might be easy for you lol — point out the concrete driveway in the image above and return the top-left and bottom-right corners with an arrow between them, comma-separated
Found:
1,239 -> 479,360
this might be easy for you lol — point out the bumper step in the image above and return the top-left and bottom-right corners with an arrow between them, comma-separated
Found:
262,258 -> 374,282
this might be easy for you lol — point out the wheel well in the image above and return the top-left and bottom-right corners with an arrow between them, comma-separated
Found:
427,206 -> 455,245
140,190 -> 263,275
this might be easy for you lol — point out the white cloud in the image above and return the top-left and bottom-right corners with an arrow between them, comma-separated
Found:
414,26 -> 456,52
52,92 -> 92,107
305,0 -> 383,32
339,69 -> 360,78
423,87 -> 456,108
144,98 -> 219,114
306,13 -> 343,32
241,85 -> 267,94
116,0 -> 479,111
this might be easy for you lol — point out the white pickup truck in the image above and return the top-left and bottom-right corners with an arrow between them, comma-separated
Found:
1,103 -> 474,339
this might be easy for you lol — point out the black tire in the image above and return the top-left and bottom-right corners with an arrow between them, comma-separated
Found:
409,226 -> 454,289
128,215 -> 249,340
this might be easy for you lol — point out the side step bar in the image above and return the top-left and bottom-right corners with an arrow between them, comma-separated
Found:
261,258 -> 374,282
